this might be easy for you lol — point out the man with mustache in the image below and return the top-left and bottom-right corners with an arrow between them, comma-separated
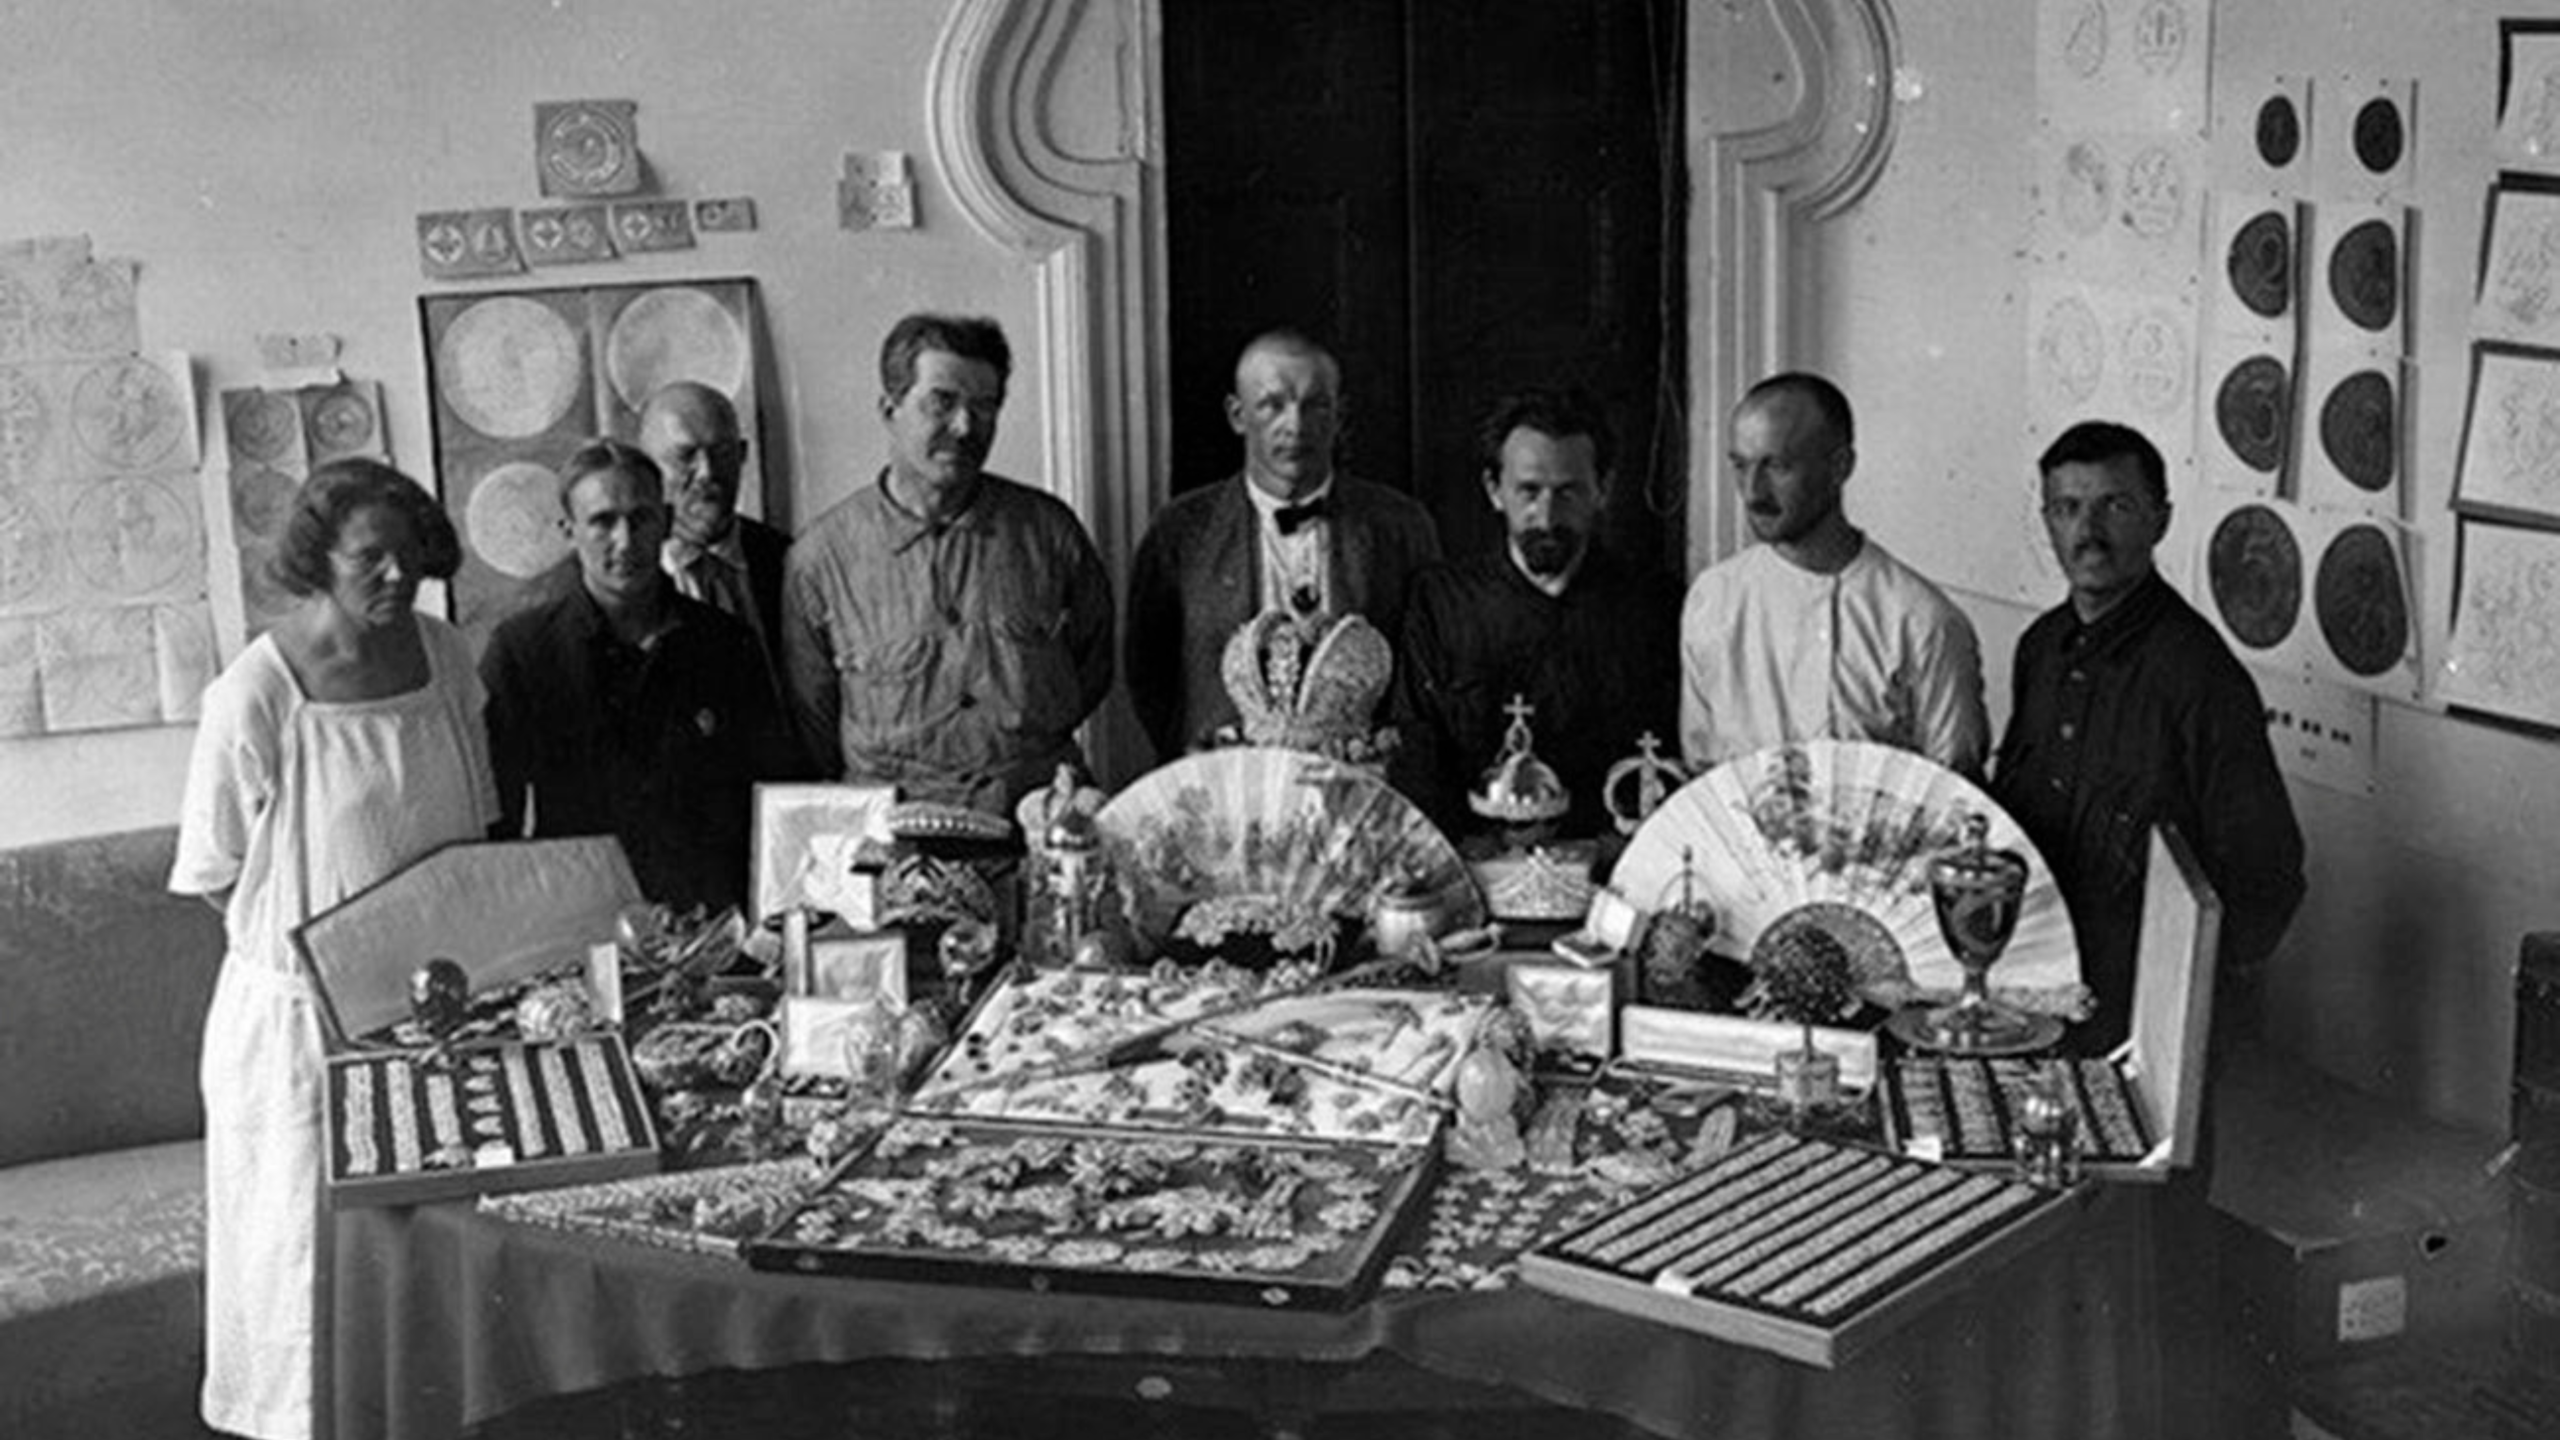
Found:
1126,329 -> 1440,760
1679,372 -> 1988,774
1992,419 -> 2302,1052
1388,388 -> 1678,837
782,312 -> 1113,813
482,439 -> 801,908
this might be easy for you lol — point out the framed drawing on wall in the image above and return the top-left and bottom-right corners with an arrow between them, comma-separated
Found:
417,277 -> 767,650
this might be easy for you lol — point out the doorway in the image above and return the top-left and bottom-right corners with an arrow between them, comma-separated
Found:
1161,0 -> 1687,572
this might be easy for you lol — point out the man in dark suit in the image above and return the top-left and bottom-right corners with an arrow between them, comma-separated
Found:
1126,330 -> 1441,761
639,381 -> 790,711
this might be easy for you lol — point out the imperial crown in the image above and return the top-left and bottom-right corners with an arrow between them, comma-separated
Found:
1217,608 -> 1396,765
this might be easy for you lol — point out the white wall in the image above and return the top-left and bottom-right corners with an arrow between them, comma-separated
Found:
1786,0 -> 2560,1130
0,0 -> 1061,847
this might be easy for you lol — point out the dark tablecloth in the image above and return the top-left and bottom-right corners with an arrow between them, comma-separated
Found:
331,1183 -> 2160,1440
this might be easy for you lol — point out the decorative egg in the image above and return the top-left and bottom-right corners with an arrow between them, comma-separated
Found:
514,979 -> 598,1040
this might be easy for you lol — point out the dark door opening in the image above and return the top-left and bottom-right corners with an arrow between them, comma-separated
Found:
1162,0 -> 1687,573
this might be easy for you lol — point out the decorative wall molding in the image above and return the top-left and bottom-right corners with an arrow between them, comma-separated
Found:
927,0 -> 1165,780
1687,0 -> 1900,573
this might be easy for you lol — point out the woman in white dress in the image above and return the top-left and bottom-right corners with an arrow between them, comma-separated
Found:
170,459 -> 498,1440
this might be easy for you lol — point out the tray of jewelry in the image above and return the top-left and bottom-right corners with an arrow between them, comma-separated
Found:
1516,1130 -> 2083,1368
1882,1055 -> 2155,1173
324,1034 -> 661,1208
907,965 -> 1490,1146
743,1115 -> 1437,1308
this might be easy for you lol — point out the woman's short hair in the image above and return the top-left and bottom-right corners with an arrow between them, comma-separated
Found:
272,459 -> 462,596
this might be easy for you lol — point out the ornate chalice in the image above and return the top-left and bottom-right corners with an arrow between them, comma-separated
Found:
1888,814 -> 2062,1055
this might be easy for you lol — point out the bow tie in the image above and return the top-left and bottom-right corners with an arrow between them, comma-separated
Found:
1273,495 -> 1329,535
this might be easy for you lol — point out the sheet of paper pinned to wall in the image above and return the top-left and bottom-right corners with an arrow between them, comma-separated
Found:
2442,518 -> 2560,730
2036,0 -> 2212,135
0,233 -> 213,737
219,377 -> 391,643
2496,26 -> 2560,177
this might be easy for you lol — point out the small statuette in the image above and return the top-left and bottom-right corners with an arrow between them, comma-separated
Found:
2012,1064 -> 2083,1188
409,958 -> 472,1041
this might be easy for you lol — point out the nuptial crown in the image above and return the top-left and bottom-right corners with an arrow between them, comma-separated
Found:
1218,608 -> 1395,765
1603,731 -> 1687,836
1468,695 -> 1570,825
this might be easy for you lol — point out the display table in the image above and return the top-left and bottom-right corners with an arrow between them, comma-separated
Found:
331,1180 -> 2161,1440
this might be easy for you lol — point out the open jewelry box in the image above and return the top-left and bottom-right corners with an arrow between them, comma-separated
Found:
744,966 -> 1486,1306
1881,825 -> 2222,1181
293,836 -> 662,1207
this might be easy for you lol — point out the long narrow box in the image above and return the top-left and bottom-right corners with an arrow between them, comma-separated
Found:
295,837 -> 661,1207
1518,1130 -> 2083,1367
1882,825 -> 2220,1182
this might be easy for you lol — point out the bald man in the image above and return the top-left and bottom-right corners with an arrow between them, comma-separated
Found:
1126,330 -> 1440,760
638,381 -> 790,705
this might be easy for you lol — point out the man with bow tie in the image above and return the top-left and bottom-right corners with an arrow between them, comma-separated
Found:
1126,329 -> 1440,761
639,382 -> 792,713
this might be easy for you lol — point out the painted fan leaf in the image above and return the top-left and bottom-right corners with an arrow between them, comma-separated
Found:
1614,741 -> 2085,1016
1097,747 -> 1484,960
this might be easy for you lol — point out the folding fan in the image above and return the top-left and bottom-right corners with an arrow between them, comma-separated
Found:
1611,741 -> 2086,1018
1096,746 -> 1485,960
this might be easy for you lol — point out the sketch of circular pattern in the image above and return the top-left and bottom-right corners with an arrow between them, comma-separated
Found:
438,298 -> 584,440
539,103 -> 636,195
2056,141 -> 2113,237
37,607 -> 157,727
225,390 -> 300,466
2116,308 -> 2189,417
72,358 -> 186,470
2061,2 -> 2108,78
238,538 -> 295,621
2314,524 -> 2408,678
230,464 -> 299,539
604,287 -> 747,413
2132,0 -> 2186,77
2226,210 -> 2293,320
2206,504 -> 2301,650
2327,220 -> 2399,333
2119,144 -> 2186,240
2255,94 -> 2302,169
465,460 -> 571,579
50,261 -> 135,354
2353,97 -> 2405,176
2038,296 -> 2105,405
0,486 -> 51,608
0,277 -> 35,361
2213,356 -> 2290,473
307,389 -> 376,459
2318,370 -> 2396,493
0,368 -> 49,477
67,474 -> 196,596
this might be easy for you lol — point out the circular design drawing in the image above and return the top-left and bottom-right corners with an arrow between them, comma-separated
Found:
307,389 -> 376,459
604,287 -> 748,413
437,297 -> 584,440
539,104 -> 635,196
2132,0 -> 2186,77
2057,141 -> 2113,237
2116,308 -> 2189,417
2353,97 -> 2405,176
237,538 -> 294,621
2328,220 -> 2399,333
0,276 -> 35,361
2214,355 -> 2290,473
72,358 -> 186,470
0,485 -> 51,608
2062,2 -> 2108,79
67,474 -> 196,596
0,367 -> 50,477
2314,524 -> 2408,678
230,464 -> 298,539
2207,504 -> 2301,650
225,390 -> 300,466
2037,296 -> 2105,405
2318,370 -> 2396,493
50,261 -> 134,354
465,460 -> 571,579
2226,209 -> 2293,320
2119,144 -> 2186,240
37,607 -> 156,727
2255,94 -> 2302,169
